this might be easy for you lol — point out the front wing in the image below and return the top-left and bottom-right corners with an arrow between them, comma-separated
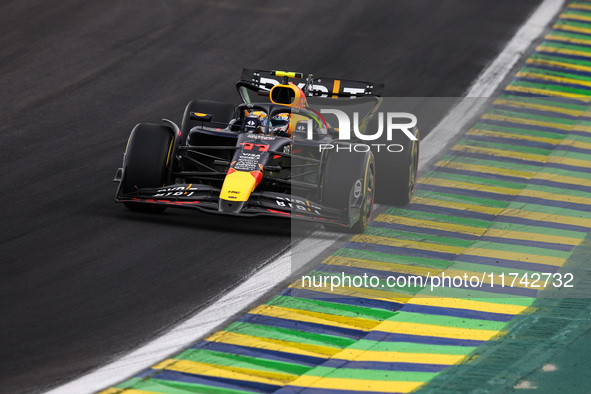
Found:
116,183 -> 351,227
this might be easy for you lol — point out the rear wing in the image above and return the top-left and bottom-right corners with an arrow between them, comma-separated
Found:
239,68 -> 384,98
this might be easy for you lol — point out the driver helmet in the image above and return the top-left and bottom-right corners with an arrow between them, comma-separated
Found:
269,114 -> 290,137
259,113 -> 290,137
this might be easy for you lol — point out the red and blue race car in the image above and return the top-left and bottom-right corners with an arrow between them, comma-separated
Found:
114,69 -> 419,232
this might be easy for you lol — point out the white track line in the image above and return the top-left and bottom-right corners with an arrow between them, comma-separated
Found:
45,1 -> 564,392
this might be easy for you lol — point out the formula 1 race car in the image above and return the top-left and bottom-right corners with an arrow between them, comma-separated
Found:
114,69 -> 419,232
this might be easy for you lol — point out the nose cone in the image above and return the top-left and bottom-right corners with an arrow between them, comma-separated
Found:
220,170 -> 262,202
218,199 -> 245,213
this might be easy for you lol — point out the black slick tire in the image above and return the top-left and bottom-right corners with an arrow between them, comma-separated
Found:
321,147 -> 375,233
374,127 -> 419,205
122,123 -> 174,213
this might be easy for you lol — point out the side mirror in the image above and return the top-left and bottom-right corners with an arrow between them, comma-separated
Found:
190,112 -> 213,122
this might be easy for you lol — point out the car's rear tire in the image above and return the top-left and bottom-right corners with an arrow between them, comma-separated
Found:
180,100 -> 235,145
374,127 -> 419,205
321,148 -> 375,233
122,123 -> 174,213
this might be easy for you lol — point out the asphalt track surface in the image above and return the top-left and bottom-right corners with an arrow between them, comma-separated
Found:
0,1 -> 542,392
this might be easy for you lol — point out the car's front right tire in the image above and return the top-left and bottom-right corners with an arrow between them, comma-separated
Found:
121,123 -> 174,213
321,147 -> 375,233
